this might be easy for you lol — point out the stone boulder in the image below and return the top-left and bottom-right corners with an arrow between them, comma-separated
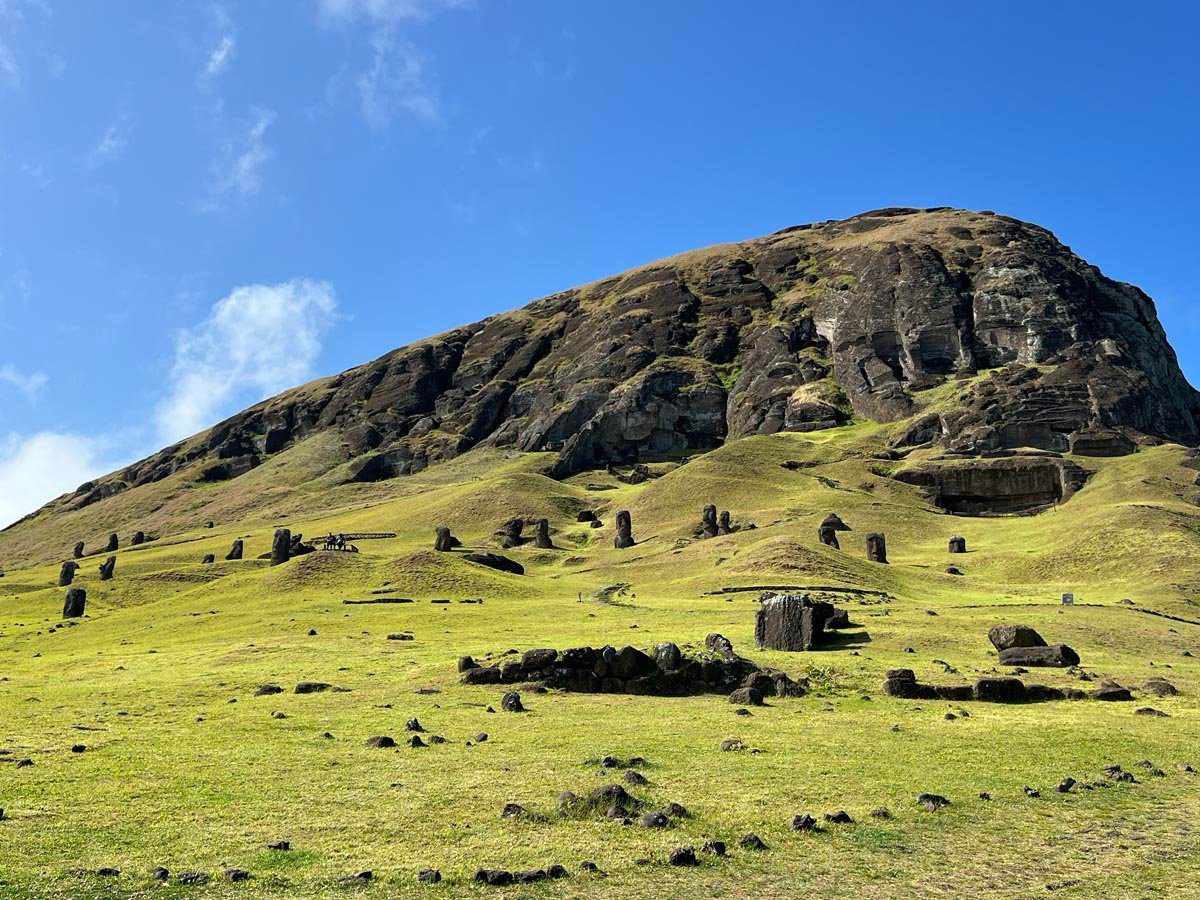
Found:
999,644 -> 1079,667
987,625 -> 1047,652
948,536 -> 966,553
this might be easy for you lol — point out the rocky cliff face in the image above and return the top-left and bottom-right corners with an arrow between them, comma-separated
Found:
32,207 -> 1200,518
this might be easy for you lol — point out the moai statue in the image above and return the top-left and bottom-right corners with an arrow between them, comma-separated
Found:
104,533 -> 119,553
131,531 -> 146,546
534,518 -> 553,549
754,593 -> 835,651
501,518 -> 524,549
434,527 -> 454,552
948,536 -> 967,554
98,556 -> 116,581
58,561 -> 80,587
614,510 -> 635,549
63,588 -> 87,619
866,532 -> 888,564
202,554 -> 215,564
72,541 -> 85,560
700,505 -> 718,538
271,528 -> 291,566
718,511 -> 733,535
818,524 -> 840,549
226,539 -> 244,561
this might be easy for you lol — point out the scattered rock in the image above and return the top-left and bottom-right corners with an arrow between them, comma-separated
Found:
668,847 -> 698,867
918,793 -> 950,812
501,691 -> 525,713
739,833 -> 767,850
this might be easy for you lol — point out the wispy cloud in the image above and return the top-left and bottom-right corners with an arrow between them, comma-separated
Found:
317,0 -> 469,130
155,278 -> 337,443
86,115 -> 131,170
0,364 -> 47,400
204,33 -> 236,78
204,107 -> 275,207
0,0 -> 51,88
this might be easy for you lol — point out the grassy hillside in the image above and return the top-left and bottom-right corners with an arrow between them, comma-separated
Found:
2,416 -> 1199,898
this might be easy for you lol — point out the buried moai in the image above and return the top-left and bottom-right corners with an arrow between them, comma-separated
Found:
614,510 -> 635,549
131,531 -> 146,546
866,532 -> 888,564
434,526 -> 455,552
754,593 -> 837,652
58,561 -> 79,587
270,528 -> 291,566
72,541 -> 85,560
700,505 -> 719,538
202,554 -> 215,564
98,556 -> 116,581
104,533 -> 119,553
226,539 -> 243,561
501,518 -> 524,549
718,511 -> 733,535
818,524 -> 840,549
948,536 -> 967,554
534,518 -> 554,549
62,588 -> 87,619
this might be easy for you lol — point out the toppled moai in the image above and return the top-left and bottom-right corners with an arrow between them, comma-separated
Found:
700,505 -> 719,538
225,539 -> 243,561
63,588 -> 87,619
755,593 -> 838,652
58,561 -> 79,587
866,532 -> 888,563
614,510 -> 635,549
534,518 -> 553,549
98,556 -> 116,581
948,536 -> 967,553
271,528 -> 291,566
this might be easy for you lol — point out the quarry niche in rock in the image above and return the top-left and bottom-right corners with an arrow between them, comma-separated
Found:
893,457 -> 1091,516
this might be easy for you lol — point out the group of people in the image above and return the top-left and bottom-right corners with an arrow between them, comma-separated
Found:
321,533 -> 350,551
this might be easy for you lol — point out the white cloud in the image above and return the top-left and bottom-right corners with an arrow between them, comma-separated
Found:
86,117 -> 131,170
205,107 -> 275,205
0,0 -> 51,88
0,431 -> 116,528
155,278 -> 337,444
318,0 -> 467,24
204,33 -> 235,78
0,364 -> 47,399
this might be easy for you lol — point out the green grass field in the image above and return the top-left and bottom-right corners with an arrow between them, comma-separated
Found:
2,418 -> 1199,898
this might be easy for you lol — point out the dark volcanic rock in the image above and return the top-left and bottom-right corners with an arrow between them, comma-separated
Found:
434,526 -> 455,552
58,561 -> 79,587
534,518 -> 553,549
999,644 -> 1080,667
988,625 -> 1047,652
225,539 -> 243,561
895,458 -> 1090,515
948,535 -> 966,553
98,556 -> 116,581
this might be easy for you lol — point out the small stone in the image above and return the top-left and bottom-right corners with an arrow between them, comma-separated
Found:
823,810 -> 853,824
790,813 -> 818,831
365,735 -> 396,748
740,833 -> 767,850
417,868 -> 441,884
267,841 -> 290,851
1056,778 -> 1076,793
918,793 -> 950,812
623,770 -> 649,786
406,718 -> 425,732
475,733 -> 488,743
500,802 -> 525,819
150,867 -> 169,881
701,839 -> 726,856
668,846 -> 698,867
501,691 -> 525,713
408,735 -> 426,748
1024,786 -> 1040,798
225,868 -> 250,882
638,811 -> 669,829
579,861 -> 599,873
870,807 -> 891,819
70,744 -> 86,753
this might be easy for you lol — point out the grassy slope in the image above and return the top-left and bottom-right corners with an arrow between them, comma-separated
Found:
2,419 -> 1200,899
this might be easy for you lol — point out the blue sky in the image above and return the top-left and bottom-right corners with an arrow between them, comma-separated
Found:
1,0 -> 1198,525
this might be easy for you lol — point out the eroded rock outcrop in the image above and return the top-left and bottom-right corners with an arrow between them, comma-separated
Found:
24,208 -> 1196,518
